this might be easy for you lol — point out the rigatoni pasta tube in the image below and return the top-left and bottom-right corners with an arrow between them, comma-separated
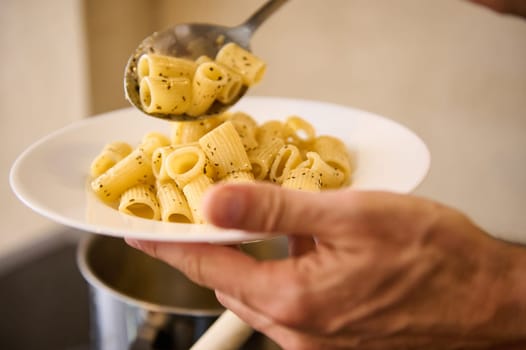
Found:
195,55 -> 212,65
299,151 -> 345,189
269,144 -> 303,184
247,138 -> 285,180
91,148 -> 154,202
198,121 -> 251,179
118,184 -> 160,220
285,116 -> 316,147
221,171 -> 255,184
282,168 -> 321,192
215,65 -> 244,104
138,54 -> 197,81
140,131 -> 171,156
170,116 -> 224,145
165,145 -> 207,188
311,136 -> 353,185
90,141 -> 132,178
215,42 -> 266,86
183,174 -> 213,224
256,120 -> 289,145
186,62 -> 228,117
156,181 -> 193,223
227,112 -> 258,152
152,146 -> 176,182
140,76 -> 192,115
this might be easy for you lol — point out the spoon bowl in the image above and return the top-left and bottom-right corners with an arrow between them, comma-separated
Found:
124,0 -> 288,121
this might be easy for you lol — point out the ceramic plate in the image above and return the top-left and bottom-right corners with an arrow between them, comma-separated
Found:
10,97 -> 430,243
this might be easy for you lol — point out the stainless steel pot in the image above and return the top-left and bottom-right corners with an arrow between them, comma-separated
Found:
77,234 -> 286,350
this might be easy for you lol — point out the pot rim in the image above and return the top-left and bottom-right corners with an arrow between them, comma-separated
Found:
76,234 -> 225,317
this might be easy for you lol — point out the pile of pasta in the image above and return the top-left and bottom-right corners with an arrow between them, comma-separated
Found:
138,42 -> 266,116
90,112 -> 353,224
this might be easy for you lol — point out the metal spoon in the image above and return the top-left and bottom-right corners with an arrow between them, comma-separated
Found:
124,0 -> 289,121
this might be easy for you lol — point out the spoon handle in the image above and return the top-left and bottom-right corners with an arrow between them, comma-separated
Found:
241,0 -> 289,34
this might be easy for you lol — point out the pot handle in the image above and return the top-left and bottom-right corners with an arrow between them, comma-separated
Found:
189,310 -> 254,350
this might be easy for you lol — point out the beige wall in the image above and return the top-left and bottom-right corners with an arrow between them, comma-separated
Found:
0,0 -> 87,257
83,0 -> 155,114
85,0 -> 526,242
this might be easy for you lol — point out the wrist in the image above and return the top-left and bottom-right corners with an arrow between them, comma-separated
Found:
483,237 -> 526,344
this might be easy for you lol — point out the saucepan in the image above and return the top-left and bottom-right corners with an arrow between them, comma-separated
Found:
77,234 -> 286,350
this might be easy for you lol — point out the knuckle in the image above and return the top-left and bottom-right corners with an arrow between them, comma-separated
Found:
239,184 -> 287,233
260,185 -> 288,232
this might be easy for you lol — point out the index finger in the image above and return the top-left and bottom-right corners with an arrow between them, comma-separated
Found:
125,239 -> 303,309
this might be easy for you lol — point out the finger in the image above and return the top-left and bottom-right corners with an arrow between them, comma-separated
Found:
202,183 -> 351,239
125,238 -> 303,308
126,238 -> 257,290
288,235 -> 316,256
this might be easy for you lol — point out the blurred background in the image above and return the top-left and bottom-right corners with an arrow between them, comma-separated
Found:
1,0 -> 525,348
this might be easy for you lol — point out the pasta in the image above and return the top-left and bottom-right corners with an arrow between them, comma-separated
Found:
298,152 -> 345,189
118,184 -> 160,220
282,168 -> 322,192
140,131 -> 171,155
215,65 -> 244,104
248,138 -> 285,180
215,42 -> 266,86
182,173 -> 213,224
90,141 -> 132,178
269,144 -> 303,184
311,135 -> 353,186
152,145 -> 179,182
198,121 -> 252,179
186,62 -> 228,116
138,54 -> 197,81
91,147 -> 154,202
140,76 -> 192,114
221,171 -> 255,184
165,145 -> 207,188
136,42 -> 265,117
226,112 -> 259,152
89,113 -> 354,225
285,115 -> 316,149
156,181 -> 193,223
256,120 -> 291,144
171,115 -> 224,145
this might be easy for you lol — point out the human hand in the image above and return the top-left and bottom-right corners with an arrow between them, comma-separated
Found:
468,0 -> 526,17
127,183 -> 526,350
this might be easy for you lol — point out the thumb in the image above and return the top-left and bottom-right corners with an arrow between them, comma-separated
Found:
202,182 -> 346,237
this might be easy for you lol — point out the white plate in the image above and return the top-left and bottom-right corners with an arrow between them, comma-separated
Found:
10,97 -> 430,243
